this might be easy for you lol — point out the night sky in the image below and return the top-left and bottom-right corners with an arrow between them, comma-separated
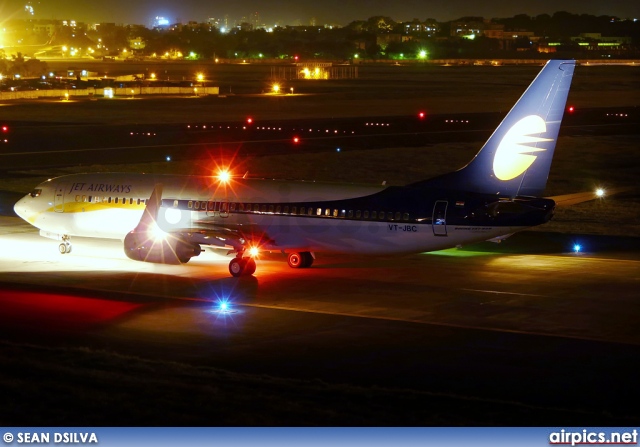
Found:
2,0 -> 638,27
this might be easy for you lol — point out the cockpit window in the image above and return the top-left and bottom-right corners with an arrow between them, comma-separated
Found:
29,189 -> 42,198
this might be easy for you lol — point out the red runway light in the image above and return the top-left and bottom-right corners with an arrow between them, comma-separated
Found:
247,117 -> 253,124
418,112 -> 425,119
568,106 -> 575,113
1,125 -> 8,132
293,136 -> 300,144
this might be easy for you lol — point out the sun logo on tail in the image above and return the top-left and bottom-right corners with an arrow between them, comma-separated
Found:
493,115 -> 553,181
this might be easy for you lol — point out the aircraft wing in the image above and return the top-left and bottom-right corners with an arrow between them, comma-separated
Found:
546,187 -> 632,207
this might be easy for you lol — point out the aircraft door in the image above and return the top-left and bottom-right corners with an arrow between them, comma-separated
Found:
432,200 -> 448,236
54,184 -> 65,213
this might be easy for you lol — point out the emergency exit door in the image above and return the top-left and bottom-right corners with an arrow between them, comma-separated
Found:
432,200 -> 448,236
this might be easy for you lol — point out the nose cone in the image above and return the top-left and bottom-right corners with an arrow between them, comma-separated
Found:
14,195 -> 33,223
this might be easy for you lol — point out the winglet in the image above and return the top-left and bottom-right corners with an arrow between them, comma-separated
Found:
135,183 -> 163,231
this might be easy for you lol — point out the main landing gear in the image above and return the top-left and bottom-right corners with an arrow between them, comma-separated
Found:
287,252 -> 314,269
228,251 -> 315,277
229,256 -> 257,277
58,236 -> 72,254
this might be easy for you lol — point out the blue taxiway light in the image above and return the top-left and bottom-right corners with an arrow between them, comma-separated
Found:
573,244 -> 582,253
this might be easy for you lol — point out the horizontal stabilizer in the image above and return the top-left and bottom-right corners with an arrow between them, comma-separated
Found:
547,187 -> 632,207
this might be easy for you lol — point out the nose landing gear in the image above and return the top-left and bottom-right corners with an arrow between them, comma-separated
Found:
58,236 -> 72,254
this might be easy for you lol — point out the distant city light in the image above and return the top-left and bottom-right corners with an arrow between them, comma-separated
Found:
155,16 -> 169,27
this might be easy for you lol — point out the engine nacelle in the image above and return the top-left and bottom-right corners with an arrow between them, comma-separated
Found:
123,230 -> 202,264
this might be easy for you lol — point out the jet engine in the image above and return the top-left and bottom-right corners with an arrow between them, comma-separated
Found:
123,230 -> 201,264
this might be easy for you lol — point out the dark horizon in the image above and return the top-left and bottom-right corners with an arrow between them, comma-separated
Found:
2,0 -> 637,27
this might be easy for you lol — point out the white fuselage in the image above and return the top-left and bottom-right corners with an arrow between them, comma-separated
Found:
14,173 -> 525,256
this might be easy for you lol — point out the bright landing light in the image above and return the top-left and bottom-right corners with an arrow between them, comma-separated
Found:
595,188 -> 605,198
216,169 -> 231,183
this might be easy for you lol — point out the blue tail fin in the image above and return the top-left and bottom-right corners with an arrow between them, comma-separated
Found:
417,60 -> 575,197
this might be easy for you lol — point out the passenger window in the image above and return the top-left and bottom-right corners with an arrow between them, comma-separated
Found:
340,210 -> 345,217
324,208 -> 330,216
268,205 -> 274,213
291,206 -> 296,214
275,205 -> 281,214
238,203 -> 245,211
230,203 -> 236,211
371,211 -> 377,219
130,198 -> 134,205
108,197 -> 112,204
82,195 -> 87,202
75,195 -> 80,202
222,203 -> 228,212
283,206 -> 289,214
379,212 -> 385,220
253,204 -> 260,212
208,201 -> 214,210
188,201 -> 193,209
194,201 -> 200,210
348,210 -> 353,218
201,201 -> 207,210
300,207 -> 305,215
395,212 -> 401,221
311,208 -> 317,216
333,209 -> 339,217
260,205 -> 267,213
173,200 -> 178,207
317,208 -> 322,216
115,197 -> 119,204
88,196 -> 93,203
403,213 -> 409,221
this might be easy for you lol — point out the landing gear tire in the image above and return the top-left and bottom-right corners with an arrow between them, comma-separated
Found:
58,242 -> 72,254
301,252 -> 314,268
287,251 -> 313,269
229,258 -> 256,277
244,258 -> 257,275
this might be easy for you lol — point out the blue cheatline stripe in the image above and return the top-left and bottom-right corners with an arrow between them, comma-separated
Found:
3,427 -> 637,447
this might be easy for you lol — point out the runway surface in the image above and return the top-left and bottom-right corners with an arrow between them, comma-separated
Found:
1,213 -> 639,424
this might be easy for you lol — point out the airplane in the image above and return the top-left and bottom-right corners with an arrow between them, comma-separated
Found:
15,60 -> 580,277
